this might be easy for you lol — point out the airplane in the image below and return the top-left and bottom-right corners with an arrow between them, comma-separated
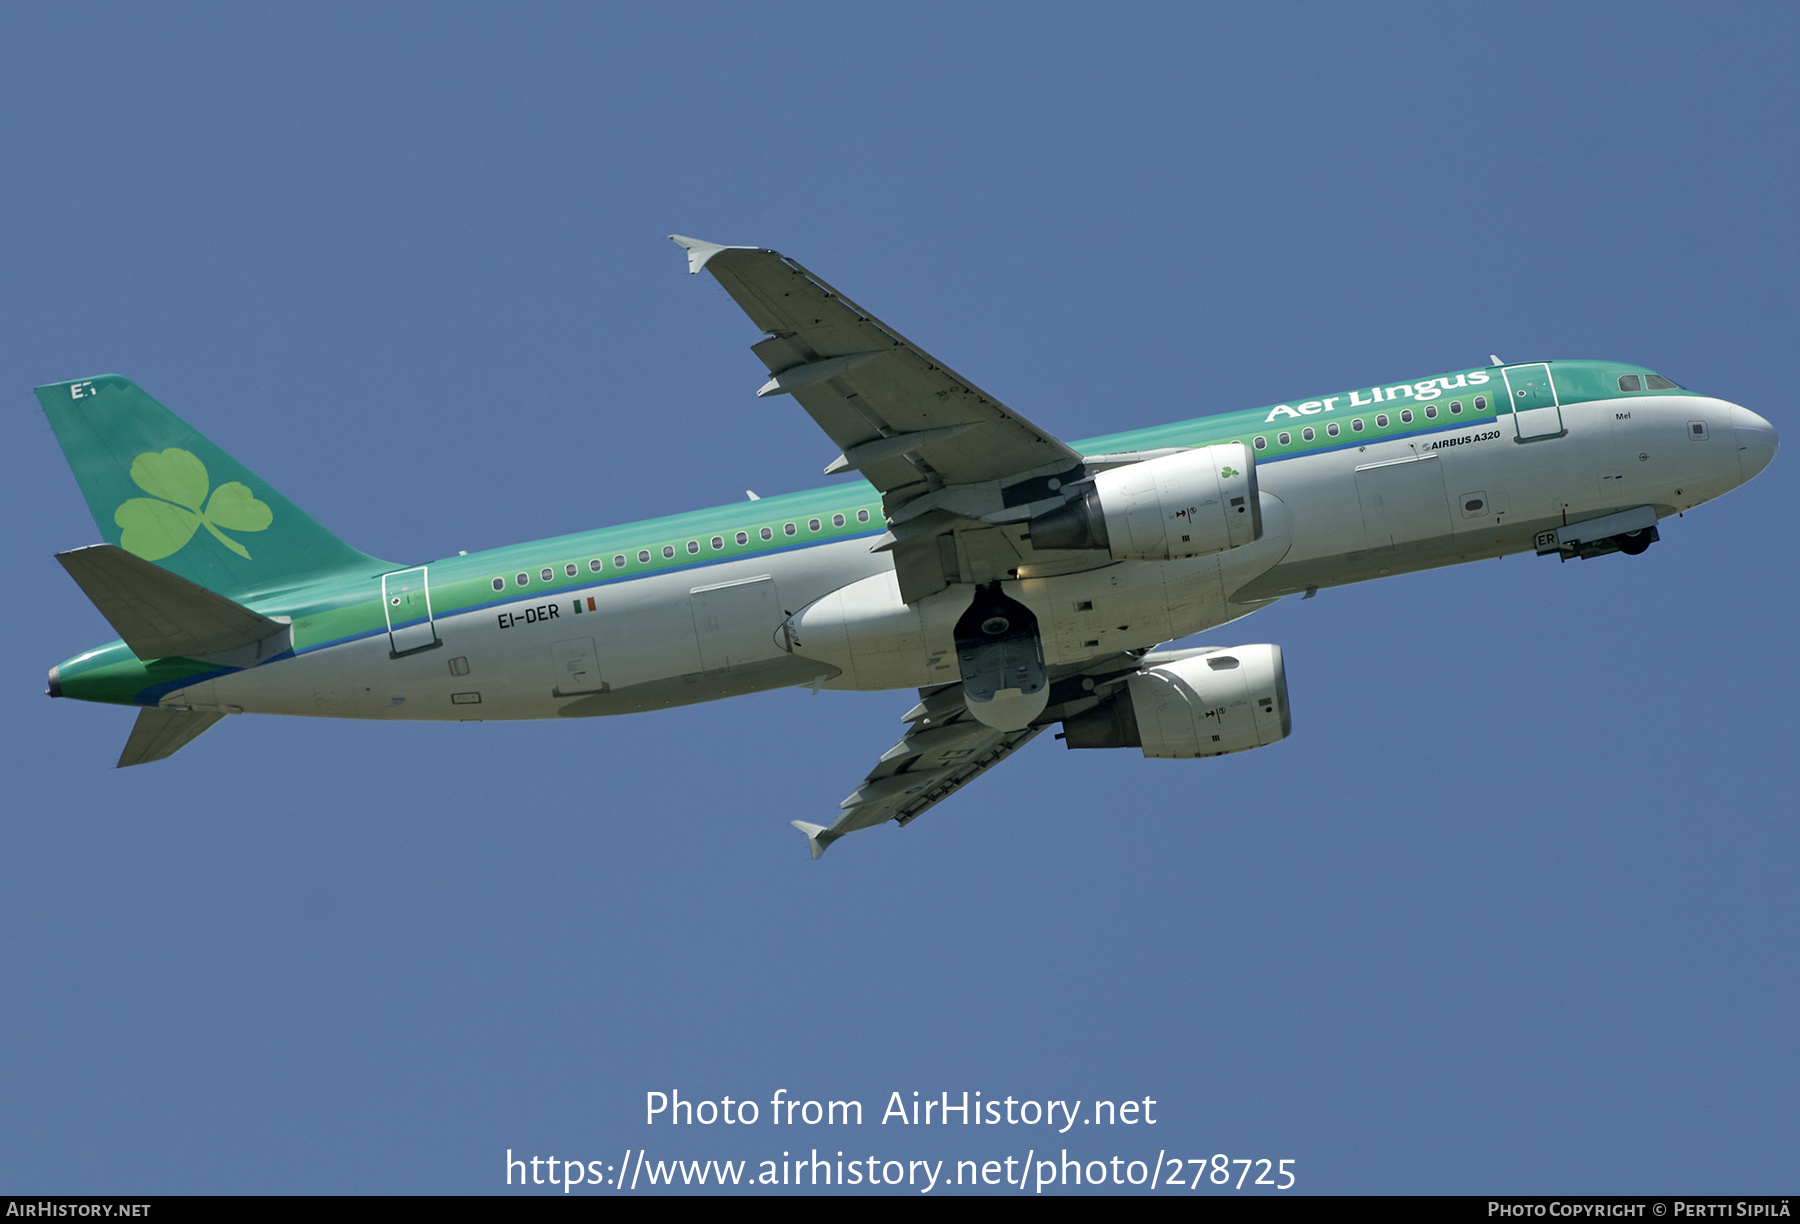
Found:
39,236 -> 1779,857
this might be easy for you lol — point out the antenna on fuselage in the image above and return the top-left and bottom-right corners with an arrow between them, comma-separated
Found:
1489,354 -> 1504,366
746,490 -> 761,501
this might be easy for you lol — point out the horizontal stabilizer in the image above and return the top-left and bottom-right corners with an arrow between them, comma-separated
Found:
56,544 -> 288,661
790,820 -> 843,860
117,707 -> 224,768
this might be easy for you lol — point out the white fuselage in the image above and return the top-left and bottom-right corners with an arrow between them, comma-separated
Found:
164,393 -> 1766,722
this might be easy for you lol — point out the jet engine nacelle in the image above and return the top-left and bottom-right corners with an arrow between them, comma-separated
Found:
1026,442 -> 1261,561
1062,644 -> 1290,758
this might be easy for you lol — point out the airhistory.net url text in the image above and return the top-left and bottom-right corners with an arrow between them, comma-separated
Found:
506,1149 -> 1297,1193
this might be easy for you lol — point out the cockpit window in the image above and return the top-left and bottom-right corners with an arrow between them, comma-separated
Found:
1617,374 -> 1642,392
1645,374 -> 1681,390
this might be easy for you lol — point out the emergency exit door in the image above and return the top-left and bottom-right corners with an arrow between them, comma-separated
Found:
382,567 -> 438,656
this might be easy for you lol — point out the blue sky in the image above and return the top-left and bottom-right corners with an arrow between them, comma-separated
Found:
2,3 -> 1794,1194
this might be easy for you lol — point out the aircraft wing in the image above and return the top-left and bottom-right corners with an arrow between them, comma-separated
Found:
673,236 -> 1082,493
791,694 -> 1042,860
791,652 -> 1152,858
673,236 -> 1088,601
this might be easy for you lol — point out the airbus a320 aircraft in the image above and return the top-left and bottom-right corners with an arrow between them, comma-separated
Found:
41,237 -> 1778,856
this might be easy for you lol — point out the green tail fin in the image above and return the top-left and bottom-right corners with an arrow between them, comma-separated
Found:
37,376 -> 389,599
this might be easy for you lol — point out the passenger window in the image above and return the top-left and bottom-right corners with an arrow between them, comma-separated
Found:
1449,400 -> 1463,414
1301,427 -> 1314,442
735,531 -> 748,545
760,527 -> 773,541
589,559 -> 602,572
1352,418 -> 1364,432
686,540 -> 699,554
833,513 -> 846,528
1400,409 -> 1413,424
515,572 -> 529,586
540,567 -> 554,582
1618,374 -> 1642,392
638,550 -> 651,563
1277,431 -> 1291,445
491,577 -> 505,592
614,554 -> 626,568
1646,374 -> 1680,390
856,509 -> 870,523
1425,405 -> 1437,419
1254,436 -> 1267,450
1474,396 -> 1488,411
784,523 -> 797,536
711,535 -> 723,550
1327,422 -> 1339,437
1376,413 -> 1389,427
662,545 -> 675,559
808,518 -> 821,532
564,563 -> 578,578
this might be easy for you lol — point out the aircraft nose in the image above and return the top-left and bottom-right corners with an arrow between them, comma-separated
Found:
1731,405 -> 1779,483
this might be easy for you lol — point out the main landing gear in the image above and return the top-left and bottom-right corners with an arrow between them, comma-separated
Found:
955,584 -> 1048,732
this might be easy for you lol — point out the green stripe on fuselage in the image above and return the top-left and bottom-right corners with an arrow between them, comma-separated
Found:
53,359 -> 1692,705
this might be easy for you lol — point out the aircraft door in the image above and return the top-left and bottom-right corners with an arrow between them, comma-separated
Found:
1355,454 -> 1453,550
690,576 -> 784,672
382,566 -> 438,656
1503,363 -> 1565,440
551,637 -> 606,695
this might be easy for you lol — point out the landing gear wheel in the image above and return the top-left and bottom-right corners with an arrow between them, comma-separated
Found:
1617,530 -> 1652,556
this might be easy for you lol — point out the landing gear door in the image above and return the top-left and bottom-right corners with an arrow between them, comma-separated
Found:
382,566 -> 439,656
1503,363 -> 1564,440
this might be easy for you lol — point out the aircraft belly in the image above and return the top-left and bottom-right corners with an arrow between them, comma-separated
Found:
179,539 -> 895,721
1014,489 -> 1293,664
556,655 -> 836,717
188,620 -> 526,720
1018,564 -> 1176,665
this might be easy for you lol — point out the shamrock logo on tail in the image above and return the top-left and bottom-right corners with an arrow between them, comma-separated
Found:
114,448 -> 272,561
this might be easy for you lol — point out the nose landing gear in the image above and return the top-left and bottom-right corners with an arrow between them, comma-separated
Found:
1533,506 -> 1661,561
